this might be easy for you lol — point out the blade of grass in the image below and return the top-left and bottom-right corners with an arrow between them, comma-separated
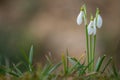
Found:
39,64 -> 52,79
45,55 -> 52,64
68,56 -> 86,74
13,64 -> 23,76
6,68 -> 20,77
68,57 -> 78,64
20,49 -> 29,64
81,59 -> 94,75
66,49 -> 69,75
48,62 -> 62,74
112,62 -> 119,78
29,45 -> 34,72
62,54 -> 67,75
101,57 -> 112,73
8,71 -> 20,77
95,55 -> 106,72
29,45 -> 34,65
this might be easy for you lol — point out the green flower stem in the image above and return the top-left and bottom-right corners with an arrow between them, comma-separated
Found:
90,35 -> 93,71
85,24 -> 90,71
93,35 -> 96,69
90,35 -> 96,72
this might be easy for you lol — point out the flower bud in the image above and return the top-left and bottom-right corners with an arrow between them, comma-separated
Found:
97,14 -> 103,28
77,10 -> 84,25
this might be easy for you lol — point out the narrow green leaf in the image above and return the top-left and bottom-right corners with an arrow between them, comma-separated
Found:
68,62 -> 78,73
29,45 -> 34,65
43,64 -> 51,75
45,55 -> 52,64
20,49 -> 29,64
48,62 -> 62,74
8,71 -> 19,77
68,57 -> 79,64
95,55 -> 106,72
62,54 -> 67,75
13,64 -> 23,76
112,62 -> 118,77
81,59 -> 93,74
29,45 -> 34,72
66,49 -> 69,74
101,57 -> 112,73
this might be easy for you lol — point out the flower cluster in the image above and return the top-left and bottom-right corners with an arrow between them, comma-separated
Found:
76,5 -> 103,72
77,7 -> 103,36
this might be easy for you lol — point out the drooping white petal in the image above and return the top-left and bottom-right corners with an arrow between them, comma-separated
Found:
93,25 -> 96,35
97,14 -> 103,28
77,11 -> 84,25
88,26 -> 93,35
87,21 -> 94,35
93,17 -> 96,26
93,18 -> 97,35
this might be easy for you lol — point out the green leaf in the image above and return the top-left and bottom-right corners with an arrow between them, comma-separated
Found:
68,57 -> 78,64
29,45 -> 34,72
101,57 -> 112,73
45,55 -> 52,64
95,55 -> 106,72
81,59 -> 93,75
62,54 -> 67,75
29,45 -> 34,65
13,64 -> 23,76
112,62 -> 119,77
8,71 -> 20,77
39,64 -> 51,79
20,49 -> 29,64
48,62 -> 62,74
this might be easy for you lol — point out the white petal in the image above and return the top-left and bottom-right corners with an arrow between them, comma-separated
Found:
88,27 -> 93,35
77,11 -> 84,25
93,18 -> 96,26
87,21 -> 94,35
97,15 -> 103,28
93,19 -> 97,35
93,26 -> 96,35
88,21 -> 94,27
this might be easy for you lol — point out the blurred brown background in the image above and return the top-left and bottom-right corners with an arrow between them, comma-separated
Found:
0,0 -> 120,67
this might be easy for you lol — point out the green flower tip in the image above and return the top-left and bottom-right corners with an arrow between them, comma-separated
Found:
110,57 -> 113,59
96,8 -> 100,14
90,15 -> 94,21
103,55 -> 106,57
80,4 -> 86,11
80,7 -> 84,11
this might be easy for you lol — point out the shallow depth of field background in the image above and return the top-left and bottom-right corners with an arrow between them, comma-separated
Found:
0,0 -> 120,67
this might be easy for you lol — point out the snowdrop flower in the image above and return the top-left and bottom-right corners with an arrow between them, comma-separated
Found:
87,20 -> 96,36
87,20 -> 94,35
93,25 -> 96,35
96,14 -> 103,28
94,8 -> 103,29
77,9 -> 84,25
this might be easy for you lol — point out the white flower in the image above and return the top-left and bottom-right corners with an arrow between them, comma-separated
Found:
93,25 -> 96,35
77,11 -> 84,25
93,18 -> 97,35
96,14 -> 103,28
87,20 -> 96,36
87,21 -> 94,35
